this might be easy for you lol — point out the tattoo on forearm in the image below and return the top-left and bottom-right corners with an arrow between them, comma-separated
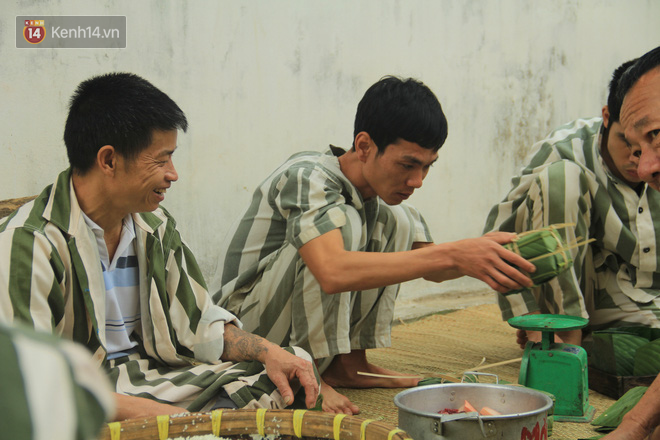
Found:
222,324 -> 269,362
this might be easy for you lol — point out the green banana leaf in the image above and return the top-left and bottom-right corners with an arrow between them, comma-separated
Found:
633,338 -> 660,376
503,228 -> 573,286
591,386 -> 648,429
591,327 -> 660,377
592,331 -> 650,375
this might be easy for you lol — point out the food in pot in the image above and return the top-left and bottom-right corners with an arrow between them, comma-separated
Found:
438,400 -> 502,416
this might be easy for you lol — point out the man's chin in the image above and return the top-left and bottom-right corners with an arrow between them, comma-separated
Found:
381,197 -> 404,206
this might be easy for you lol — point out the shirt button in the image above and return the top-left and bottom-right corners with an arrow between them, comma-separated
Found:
639,207 -> 644,214
643,247 -> 651,253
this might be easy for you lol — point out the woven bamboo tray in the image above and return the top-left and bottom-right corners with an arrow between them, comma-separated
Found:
99,409 -> 412,440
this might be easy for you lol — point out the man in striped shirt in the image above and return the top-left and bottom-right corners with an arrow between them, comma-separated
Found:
217,76 -> 536,414
0,73 -> 319,420
484,58 -> 660,348
603,45 -> 660,440
0,322 -> 115,440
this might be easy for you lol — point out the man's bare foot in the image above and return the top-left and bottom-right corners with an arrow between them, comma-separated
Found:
321,349 -> 420,389
516,329 -> 541,349
320,380 -> 360,415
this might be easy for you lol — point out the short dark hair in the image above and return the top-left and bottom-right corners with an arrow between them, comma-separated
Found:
607,59 -> 638,123
353,76 -> 448,153
617,46 -> 660,111
64,72 -> 188,173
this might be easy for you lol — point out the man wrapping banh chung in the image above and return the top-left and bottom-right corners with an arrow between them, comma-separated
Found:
485,57 -> 660,349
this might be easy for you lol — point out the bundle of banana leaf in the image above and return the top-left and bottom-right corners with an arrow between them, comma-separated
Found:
590,386 -> 648,434
591,327 -> 660,376
503,224 -> 592,287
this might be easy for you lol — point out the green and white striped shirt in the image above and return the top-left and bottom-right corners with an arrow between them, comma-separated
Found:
0,322 -> 114,440
218,147 -> 433,301
216,147 -> 432,360
484,118 -> 660,323
0,169 -> 299,411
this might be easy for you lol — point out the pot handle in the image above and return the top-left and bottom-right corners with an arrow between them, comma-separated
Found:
461,371 -> 499,383
438,412 -> 496,438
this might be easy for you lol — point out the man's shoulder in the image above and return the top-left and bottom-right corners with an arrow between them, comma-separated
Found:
272,149 -> 345,185
282,150 -> 333,171
545,117 -> 602,145
0,187 -> 53,235
530,117 -> 602,164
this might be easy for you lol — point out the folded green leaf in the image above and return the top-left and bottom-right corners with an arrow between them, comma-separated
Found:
591,332 -> 618,374
633,339 -> 660,376
591,386 -> 648,428
612,334 -> 650,376
503,228 -> 573,286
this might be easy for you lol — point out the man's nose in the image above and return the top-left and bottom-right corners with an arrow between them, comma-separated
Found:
166,161 -> 179,182
407,170 -> 424,188
637,143 -> 660,183
630,144 -> 642,163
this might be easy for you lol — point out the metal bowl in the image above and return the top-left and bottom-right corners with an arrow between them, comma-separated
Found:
394,383 -> 553,440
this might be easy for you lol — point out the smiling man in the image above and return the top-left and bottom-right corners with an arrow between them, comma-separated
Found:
484,58 -> 660,349
0,73 -> 319,420
216,76 -> 535,415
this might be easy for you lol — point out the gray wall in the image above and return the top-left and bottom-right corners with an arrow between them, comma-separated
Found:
2,1 -> 659,309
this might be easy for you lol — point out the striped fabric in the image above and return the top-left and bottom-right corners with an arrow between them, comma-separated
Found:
484,118 -> 660,331
0,169 -> 308,411
82,212 -> 141,359
216,147 -> 433,364
0,322 -> 114,440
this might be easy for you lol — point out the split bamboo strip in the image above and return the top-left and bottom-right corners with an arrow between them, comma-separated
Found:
98,409 -> 412,440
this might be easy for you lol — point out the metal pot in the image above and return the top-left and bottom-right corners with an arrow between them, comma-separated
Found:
394,383 -> 553,440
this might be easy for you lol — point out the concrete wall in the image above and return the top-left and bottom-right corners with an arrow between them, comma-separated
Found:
2,1 -> 659,312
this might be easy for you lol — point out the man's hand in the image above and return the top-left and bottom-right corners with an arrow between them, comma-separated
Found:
601,419 -> 660,440
222,324 -> 319,408
440,232 -> 535,293
262,346 -> 320,409
113,393 -> 187,421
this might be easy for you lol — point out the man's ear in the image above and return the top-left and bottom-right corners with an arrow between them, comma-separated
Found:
602,105 -> 610,129
96,145 -> 117,176
354,132 -> 375,163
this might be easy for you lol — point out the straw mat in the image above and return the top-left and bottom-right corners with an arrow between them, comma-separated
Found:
337,303 -> 616,439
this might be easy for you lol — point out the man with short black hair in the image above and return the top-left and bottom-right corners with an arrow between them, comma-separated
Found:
217,76 -> 535,414
602,44 -> 660,440
482,58 -> 660,348
0,72 -> 319,420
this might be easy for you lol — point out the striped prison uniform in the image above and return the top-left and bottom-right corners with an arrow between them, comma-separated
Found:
0,169 -> 313,412
484,118 -> 660,332
216,147 -> 433,370
0,322 -> 114,440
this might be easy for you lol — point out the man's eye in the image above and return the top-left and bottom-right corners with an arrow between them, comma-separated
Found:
401,164 -> 414,170
651,129 -> 660,140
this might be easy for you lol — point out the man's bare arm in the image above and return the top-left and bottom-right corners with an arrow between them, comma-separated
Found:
298,229 -> 535,294
113,393 -> 187,421
602,375 -> 660,440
